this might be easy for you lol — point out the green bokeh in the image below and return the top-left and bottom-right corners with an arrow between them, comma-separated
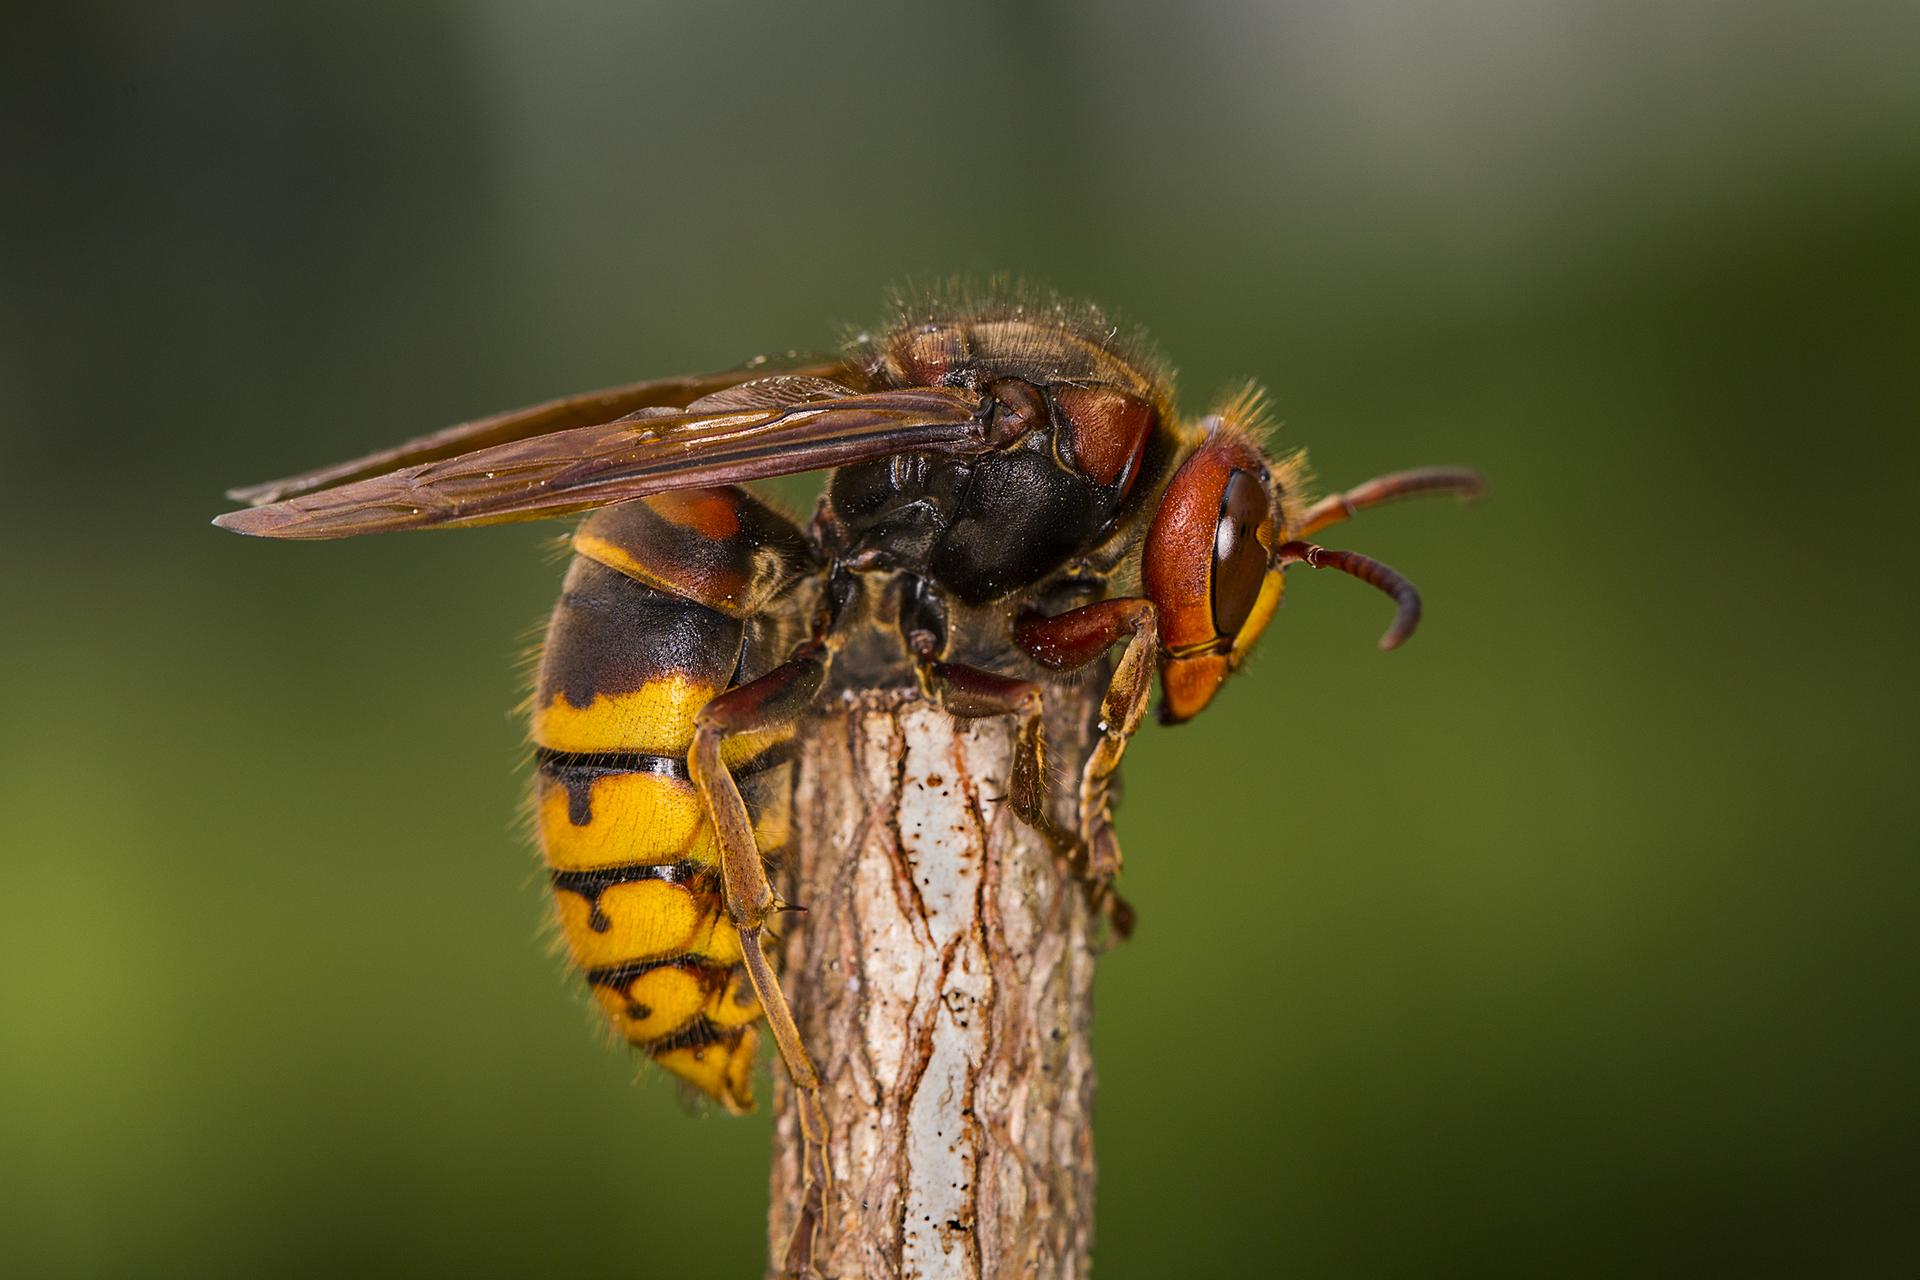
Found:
4,3 -> 1915,1275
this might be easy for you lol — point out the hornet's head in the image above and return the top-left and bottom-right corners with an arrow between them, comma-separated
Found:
1142,391 -> 1479,723
1142,393 -> 1297,723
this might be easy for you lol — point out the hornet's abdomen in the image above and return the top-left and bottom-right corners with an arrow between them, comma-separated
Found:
531,488 -> 814,1111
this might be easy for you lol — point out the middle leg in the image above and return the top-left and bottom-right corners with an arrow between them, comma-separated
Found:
906,631 -> 1076,854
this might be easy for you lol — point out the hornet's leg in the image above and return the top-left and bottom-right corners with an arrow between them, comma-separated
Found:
688,641 -> 833,1278
1014,597 -> 1159,936
907,633 -> 1077,855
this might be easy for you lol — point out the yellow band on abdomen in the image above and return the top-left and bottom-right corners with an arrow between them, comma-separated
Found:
532,674 -> 717,755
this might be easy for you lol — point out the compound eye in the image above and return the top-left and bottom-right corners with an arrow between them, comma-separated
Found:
1211,470 -> 1271,637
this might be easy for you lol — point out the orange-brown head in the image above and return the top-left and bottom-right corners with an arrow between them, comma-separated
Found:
1141,396 -> 1302,724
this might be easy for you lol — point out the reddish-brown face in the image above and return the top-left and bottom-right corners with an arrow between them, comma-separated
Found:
1142,425 -> 1289,722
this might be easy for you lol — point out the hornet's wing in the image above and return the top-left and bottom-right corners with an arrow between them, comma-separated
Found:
224,354 -> 849,507
214,382 -> 987,540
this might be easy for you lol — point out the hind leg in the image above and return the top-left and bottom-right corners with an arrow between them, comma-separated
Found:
688,642 -> 835,1278
566,487 -> 832,1274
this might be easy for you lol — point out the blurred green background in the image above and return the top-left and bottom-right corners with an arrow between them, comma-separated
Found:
4,3 -> 1915,1276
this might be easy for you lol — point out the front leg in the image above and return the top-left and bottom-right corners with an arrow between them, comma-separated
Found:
1014,598 -> 1158,905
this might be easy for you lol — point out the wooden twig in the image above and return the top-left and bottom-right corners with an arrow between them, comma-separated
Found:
767,690 -> 1103,1279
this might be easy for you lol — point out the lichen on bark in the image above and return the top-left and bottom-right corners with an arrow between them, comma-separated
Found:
767,690 -> 1103,1280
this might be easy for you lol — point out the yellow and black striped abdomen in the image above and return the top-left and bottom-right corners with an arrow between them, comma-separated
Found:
531,488 -> 813,1112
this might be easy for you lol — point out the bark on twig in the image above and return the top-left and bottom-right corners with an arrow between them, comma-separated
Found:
767,690 -> 1102,1279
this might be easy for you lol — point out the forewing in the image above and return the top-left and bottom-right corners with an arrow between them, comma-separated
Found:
212,387 -> 986,540
225,353 -> 851,506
